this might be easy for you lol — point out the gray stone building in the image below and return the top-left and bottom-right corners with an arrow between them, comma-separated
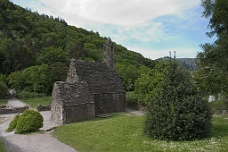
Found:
51,39 -> 125,124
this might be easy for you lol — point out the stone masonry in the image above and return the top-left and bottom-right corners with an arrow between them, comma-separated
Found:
51,38 -> 125,124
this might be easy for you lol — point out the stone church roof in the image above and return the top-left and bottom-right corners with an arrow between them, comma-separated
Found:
66,59 -> 125,94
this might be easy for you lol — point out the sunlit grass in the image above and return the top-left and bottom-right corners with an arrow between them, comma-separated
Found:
22,96 -> 50,109
52,113 -> 228,152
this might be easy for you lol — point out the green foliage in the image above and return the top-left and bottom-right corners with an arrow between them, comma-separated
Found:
0,81 -> 8,98
126,91 -> 138,102
115,63 -> 139,91
16,110 -> 43,134
0,0 -> 155,94
6,114 -> 20,132
134,61 -> 169,105
145,61 -> 212,140
8,64 -> 54,94
0,74 -> 7,83
198,0 -> 228,94
36,47 -> 68,65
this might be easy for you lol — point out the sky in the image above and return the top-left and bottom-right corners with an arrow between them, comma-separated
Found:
10,0 -> 216,59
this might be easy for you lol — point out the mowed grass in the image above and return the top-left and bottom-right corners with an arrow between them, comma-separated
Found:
52,113 -> 228,152
22,96 -> 51,109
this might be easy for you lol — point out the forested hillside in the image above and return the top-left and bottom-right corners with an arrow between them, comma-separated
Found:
0,0 -> 155,96
176,58 -> 198,70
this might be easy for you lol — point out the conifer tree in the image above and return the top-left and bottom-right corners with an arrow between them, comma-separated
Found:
145,60 -> 211,140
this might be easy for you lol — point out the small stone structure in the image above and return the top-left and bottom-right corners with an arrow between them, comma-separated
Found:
37,104 -> 51,111
51,39 -> 125,124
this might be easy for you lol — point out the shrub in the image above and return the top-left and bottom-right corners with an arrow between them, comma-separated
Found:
0,81 -> 8,98
16,110 -> 43,134
145,61 -> 212,141
6,114 -> 20,132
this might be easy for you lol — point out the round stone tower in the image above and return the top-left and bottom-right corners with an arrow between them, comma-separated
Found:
103,38 -> 114,69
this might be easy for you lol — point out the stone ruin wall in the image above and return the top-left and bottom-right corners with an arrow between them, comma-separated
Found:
51,81 -> 95,125
93,92 -> 125,115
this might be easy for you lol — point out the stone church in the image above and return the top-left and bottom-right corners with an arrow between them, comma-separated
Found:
51,39 -> 125,124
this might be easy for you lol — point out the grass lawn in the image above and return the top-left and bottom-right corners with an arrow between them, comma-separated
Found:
0,119 -> 6,152
52,113 -> 228,152
22,96 -> 51,109
0,99 -> 7,106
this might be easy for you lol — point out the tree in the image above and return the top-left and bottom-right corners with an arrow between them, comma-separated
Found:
198,0 -> 228,93
115,63 -> 139,91
145,60 -> 211,140
134,60 -> 169,105
8,64 -> 54,94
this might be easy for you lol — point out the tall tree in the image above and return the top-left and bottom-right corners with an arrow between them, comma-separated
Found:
197,0 -> 228,93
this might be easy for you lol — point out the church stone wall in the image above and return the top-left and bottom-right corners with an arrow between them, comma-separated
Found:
93,92 -> 125,115
64,103 -> 95,124
51,81 -> 95,125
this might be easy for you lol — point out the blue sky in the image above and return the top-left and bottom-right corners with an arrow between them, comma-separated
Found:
10,0 -> 216,59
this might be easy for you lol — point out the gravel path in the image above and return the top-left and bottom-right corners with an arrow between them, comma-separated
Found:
6,98 -> 27,108
0,98 -> 77,152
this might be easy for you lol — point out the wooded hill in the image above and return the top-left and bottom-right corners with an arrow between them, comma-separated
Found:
0,0 -> 199,97
0,0 -> 155,76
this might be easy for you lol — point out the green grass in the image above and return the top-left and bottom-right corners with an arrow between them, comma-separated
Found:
0,119 -> 6,152
52,113 -> 228,152
22,96 -> 51,109
0,140 -> 6,152
0,99 -> 7,106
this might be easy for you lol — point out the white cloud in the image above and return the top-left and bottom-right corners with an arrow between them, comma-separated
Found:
11,0 -> 207,59
33,0 -> 200,27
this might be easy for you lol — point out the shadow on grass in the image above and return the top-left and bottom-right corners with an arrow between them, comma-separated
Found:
210,116 -> 228,138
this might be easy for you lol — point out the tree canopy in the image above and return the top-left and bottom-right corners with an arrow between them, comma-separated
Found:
196,0 -> 228,94
0,0 -> 155,95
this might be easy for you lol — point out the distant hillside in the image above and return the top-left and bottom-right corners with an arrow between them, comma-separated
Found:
176,58 -> 198,71
0,0 -> 155,76
155,57 -> 198,71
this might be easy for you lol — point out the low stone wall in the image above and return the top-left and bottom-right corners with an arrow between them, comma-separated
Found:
0,106 -> 29,114
37,105 -> 51,111
0,105 -> 6,108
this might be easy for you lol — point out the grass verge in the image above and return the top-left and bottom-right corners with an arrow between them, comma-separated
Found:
0,140 -> 6,152
52,113 -> 228,152
0,99 -> 7,106
0,119 -> 6,152
22,96 -> 50,109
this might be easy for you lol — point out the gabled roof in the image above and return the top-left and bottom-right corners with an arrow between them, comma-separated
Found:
66,59 -> 125,93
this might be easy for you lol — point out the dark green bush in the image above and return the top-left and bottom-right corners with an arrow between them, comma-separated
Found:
16,110 -> 43,134
0,81 -> 8,98
6,114 -> 20,132
145,61 -> 212,141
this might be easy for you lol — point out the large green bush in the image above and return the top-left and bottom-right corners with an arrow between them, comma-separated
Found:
6,114 -> 20,132
145,61 -> 212,141
16,110 -> 43,134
